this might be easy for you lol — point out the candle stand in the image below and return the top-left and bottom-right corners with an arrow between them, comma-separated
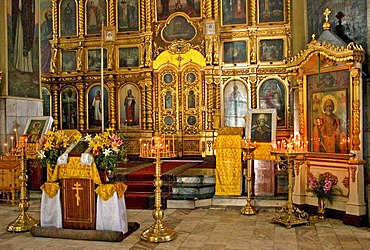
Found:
270,150 -> 308,228
7,134 -> 39,232
139,134 -> 176,242
240,141 -> 257,215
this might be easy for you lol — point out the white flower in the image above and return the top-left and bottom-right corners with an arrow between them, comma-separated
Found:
37,150 -> 46,159
103,148 -> 112,156
84,134 -> 92,141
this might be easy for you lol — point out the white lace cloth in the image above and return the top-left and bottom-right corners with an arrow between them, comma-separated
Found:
96,192 -> 128,233
40,190 -> 62,228
40,190 -> 128,233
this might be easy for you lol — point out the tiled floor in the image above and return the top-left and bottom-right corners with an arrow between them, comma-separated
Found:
1,198 -> 370,250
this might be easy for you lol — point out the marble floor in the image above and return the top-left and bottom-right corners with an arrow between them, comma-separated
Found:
1,198 -> 370,250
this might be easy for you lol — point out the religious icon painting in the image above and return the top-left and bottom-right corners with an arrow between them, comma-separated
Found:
259,78 -> 286,127
61,86 -> 78,129
224,80 -> 248,127
223,41 -> 247,64
258,0 -> 285,24
118,47 -> 139,68
156,0 -> 202,21
162,15 -> 197,42
245,109 -> 277,145
87,85 -> 109,130
24,116 -> 53,144
258,38 -> 285,62
60,0 -> 77,37
117,0 -> 139,32
306,70 -> 350,154
86,0 -> 107,35
61,51 -> 77,72
88,49 -> 107,70
119,84 -> 140,129
221,0 -> 247,26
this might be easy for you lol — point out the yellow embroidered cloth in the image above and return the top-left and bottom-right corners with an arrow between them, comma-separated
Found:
47,157 -> 102,185
95,182 -> 128,201
40,182 -> 60,198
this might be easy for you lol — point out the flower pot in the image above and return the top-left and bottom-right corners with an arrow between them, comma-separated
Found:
317,198 -> 325,219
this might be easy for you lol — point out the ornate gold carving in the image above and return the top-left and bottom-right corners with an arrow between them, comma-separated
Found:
323,8 -> 331,31
342,176 -> 349,188
76,83 -> 85,131
52,0 -> 58,40
350,68 -> 361,151
250,0 -> 256,25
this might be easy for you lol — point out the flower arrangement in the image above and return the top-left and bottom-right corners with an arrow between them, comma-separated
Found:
308,172 -> 340,204
37,130 -> 81,169
84,128 -> 127,172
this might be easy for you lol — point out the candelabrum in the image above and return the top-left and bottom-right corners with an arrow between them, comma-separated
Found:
139,133 -> 176,242
270,134 -> 309,229
240,139 -> 257,215
7,134 -> 39,232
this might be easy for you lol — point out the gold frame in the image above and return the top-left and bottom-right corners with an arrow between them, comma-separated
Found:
257,36 -> 287,64
86,84 -> 110,131
222,39 -> 249,65
23,116 -> 53,143
118,83 -> 141,130
60,85 -> 79,130
117,46 -> 141,68
257,0 -> 286,24
60,50 -> 78,73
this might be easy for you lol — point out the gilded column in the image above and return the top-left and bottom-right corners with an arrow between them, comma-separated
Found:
139,80 -> 147,130
107,81 -> 117,129
213,0 -> 219,21
76,83 -> 86,131
250,0 -> 256,26
350,68 -> 361,151
296,76 -> 304,136
51,0 -> 58,40
108,0 -> 115,26
286,0 -> 291,24
206,77 -> 214,130
249,71 -> 257,108
214,76 -> 221,129
146,84 -> 153,131
78,0 -> 85,37
145,0 -> 152,32
50,0 -> 59,74
51,84 -> 60,129
204,0 -> 212,19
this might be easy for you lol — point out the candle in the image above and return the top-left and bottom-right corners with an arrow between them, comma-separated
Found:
14,128 -> 18,146
10,136 -> 14,152
4,143 -> 7,154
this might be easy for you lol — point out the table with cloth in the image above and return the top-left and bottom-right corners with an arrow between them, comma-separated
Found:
40,157 -> 128,233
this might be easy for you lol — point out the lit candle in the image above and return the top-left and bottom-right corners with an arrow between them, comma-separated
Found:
14,128 -> 18,146
4,143 -> 7,154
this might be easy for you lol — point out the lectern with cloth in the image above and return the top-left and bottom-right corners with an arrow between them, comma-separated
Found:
41,156 -> 128,233
213,127 -> 244,196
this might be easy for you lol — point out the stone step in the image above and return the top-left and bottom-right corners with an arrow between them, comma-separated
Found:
172,183 -> 215,196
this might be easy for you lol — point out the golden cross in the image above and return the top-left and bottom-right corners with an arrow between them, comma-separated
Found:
324,8 -> 331,23
72,182 -> 83,206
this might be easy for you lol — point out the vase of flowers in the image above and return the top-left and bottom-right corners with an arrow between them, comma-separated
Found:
308,172 -> 339,219
85,128 -> 126,182
37,130 -> 81,180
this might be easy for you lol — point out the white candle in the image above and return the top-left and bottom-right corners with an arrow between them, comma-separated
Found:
10,136 -> 14,152
4,143 -> 7,154
14,128 -> 18,146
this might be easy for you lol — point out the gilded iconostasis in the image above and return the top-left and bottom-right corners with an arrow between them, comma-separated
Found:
4,0 -> 368,159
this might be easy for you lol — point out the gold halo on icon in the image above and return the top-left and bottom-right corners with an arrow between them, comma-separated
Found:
321,94 -> 337,113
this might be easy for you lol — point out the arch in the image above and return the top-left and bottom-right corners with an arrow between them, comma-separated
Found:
223,79 -> 248,127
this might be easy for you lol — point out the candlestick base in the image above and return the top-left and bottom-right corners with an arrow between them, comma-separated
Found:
271,206 -> 309,229
141,221 -> 177,242
7,211 -> 39,232
241,204 -> 257,215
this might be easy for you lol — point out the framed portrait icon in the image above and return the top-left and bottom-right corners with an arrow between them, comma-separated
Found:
245,109 -> 277,145
223,41 -> 247,64
258,0 -> 284,23
258,38 -> 285,63
119,47 -> 139,68
23,116 -> 53,143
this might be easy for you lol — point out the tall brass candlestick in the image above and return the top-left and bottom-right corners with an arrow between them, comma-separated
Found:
270,151 -> 308,229
7,134 -> 39,232
140,134 -> 176,242
241,144 -> 257,215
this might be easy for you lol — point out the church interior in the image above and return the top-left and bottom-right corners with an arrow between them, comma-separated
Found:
0,0 -> 370,248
